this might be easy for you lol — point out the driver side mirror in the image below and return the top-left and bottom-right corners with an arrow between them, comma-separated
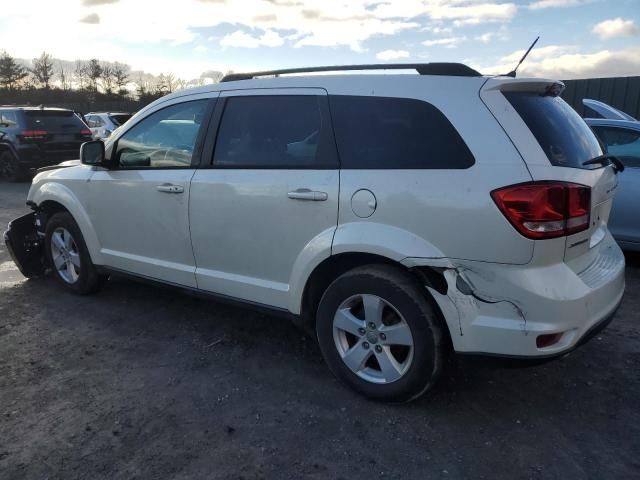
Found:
80,140 -> 106,166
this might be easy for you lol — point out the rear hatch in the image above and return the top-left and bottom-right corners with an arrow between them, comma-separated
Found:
481,78 -> 619,271
22,110 -> 92,161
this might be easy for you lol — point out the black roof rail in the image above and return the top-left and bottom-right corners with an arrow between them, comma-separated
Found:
220,62 -> 482,82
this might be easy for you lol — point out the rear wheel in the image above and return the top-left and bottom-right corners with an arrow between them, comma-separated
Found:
316,265 -> 446,402
0,151 -> 22,182
44,212 -> 106,294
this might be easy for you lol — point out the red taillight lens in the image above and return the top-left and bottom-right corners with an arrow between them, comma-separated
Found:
491,181 -> 591,239
20,130 -> 48,139
80,128 -> 92,136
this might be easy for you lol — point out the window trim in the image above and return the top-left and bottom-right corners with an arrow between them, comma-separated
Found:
203,92 -> 340,170
109,98 -> 216,171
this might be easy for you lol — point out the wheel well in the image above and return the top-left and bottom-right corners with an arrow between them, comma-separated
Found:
298,253 -> 450,340
39,200 -> 70,218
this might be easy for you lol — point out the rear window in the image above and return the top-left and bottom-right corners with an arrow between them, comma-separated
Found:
592,126 -> 640,168
24,110 -> 86,131
329,95 -> 475,169
504,93 -> 603,169
110,114 -> 132,126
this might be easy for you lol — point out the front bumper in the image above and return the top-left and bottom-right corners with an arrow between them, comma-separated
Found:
3,212 -> 46,278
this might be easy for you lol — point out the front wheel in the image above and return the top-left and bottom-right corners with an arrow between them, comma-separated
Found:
316,265 -> 447,402
44,212 -> 106,294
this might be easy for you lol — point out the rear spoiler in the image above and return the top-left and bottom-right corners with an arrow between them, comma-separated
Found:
482,78 -> 565,96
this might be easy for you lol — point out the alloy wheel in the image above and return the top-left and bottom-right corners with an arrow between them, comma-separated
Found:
50,227 -> 81,284
332,294 -> 414,384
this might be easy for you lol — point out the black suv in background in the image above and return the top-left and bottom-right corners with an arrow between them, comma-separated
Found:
0,107 -> 93,181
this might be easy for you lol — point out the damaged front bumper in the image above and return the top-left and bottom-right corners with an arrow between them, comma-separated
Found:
3,212 -> 47,278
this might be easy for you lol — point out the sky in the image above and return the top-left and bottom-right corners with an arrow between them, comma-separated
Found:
0,0 -> 639,80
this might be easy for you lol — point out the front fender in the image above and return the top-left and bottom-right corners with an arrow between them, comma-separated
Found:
29,182 -> 104,265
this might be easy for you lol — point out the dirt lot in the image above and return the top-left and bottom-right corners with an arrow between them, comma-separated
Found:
0,181 -> 639,480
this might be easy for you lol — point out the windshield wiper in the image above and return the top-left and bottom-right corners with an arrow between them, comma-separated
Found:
582,154 -> 624,173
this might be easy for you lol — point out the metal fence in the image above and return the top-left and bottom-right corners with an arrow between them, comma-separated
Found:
562,76 -> 640,119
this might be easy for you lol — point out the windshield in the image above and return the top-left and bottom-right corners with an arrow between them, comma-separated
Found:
25,110 -> 86,132
109,114 -> 132,126
504,92 -> 603,169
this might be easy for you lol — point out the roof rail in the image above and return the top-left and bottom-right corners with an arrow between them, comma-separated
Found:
220,63 -> 482,82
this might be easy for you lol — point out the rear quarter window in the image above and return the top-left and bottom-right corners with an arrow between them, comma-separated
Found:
504,92 -> 603,169
328,95 -> 475,169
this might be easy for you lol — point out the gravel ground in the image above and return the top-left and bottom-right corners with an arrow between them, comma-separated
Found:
1,181 -> 639,480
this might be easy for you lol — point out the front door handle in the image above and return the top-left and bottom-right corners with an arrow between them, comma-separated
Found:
287,188 -> 328,201
156,184 -> 184,194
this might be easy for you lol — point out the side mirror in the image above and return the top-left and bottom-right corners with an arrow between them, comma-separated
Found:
80,140 -> 106,166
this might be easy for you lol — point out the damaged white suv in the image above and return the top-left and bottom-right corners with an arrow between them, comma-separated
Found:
5,63 -> 626,402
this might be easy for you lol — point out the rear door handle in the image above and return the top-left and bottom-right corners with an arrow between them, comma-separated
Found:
287,188 -> 328,201
156,184 -> 184,194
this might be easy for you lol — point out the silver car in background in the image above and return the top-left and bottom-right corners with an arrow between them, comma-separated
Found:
584,99 -> 640,251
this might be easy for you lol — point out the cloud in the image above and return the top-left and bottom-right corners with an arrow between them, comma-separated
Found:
592,18 -> 640,40
79,13 -> 100,24
81,0 -> 119,5
220,29 -> 284,48
528,0 -> 581,9
476,45 -> 640,79
422,36 -> 466,47
376,49 -> 410,61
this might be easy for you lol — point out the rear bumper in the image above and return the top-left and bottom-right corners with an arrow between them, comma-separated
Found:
17,146 -> 81,168
412,232 -> 626,358
3,212 -> 46,278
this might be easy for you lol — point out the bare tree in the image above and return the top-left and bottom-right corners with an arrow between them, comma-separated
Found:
101,64 -> 116,94
86,58 -> 103,92
74,60 -> 89,89
31,52 -> 55,89
0,51 -> 28,90
112,62 -> 130,94
58,64 -> 71,91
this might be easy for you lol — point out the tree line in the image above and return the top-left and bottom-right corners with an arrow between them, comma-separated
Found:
0,50 -> 225,111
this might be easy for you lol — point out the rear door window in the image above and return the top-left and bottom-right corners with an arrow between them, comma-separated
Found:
328,95 -> 475,169
24,110 -> 86,132
213,95 -> 337,169
591,126 -> 640,168
504,92 -> 603,169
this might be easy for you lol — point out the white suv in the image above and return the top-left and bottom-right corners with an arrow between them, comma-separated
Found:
85,112 -> 132,140
4,64 -> 625,402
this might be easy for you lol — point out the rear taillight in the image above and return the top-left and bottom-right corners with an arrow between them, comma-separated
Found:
491,181 -> 591,239
80,128 -> 92,136
20,130 -> 48,139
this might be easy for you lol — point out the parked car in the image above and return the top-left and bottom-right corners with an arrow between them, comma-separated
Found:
0,107 -> 93,182
85,112 -> 132,140
583,99 -> 640,251
4,64 -> 625,402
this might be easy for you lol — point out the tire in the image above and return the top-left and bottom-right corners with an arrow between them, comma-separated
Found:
0,151 -> 23,182
316,264 -> 446,402
44,212 -> 106,294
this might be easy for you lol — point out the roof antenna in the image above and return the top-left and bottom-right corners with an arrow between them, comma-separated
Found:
506,36 -> 539,78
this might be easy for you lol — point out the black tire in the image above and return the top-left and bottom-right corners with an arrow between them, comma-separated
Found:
44,212 -> 106,294
316,264 -> 446,402
0,151 -> 23,182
